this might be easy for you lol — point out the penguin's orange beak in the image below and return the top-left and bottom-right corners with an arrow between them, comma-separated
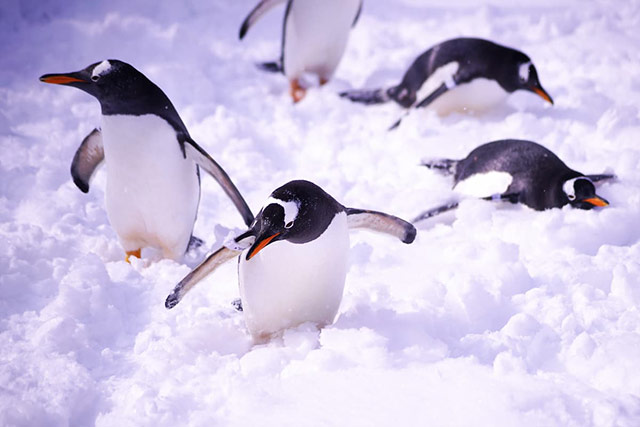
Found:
583,196 -> 609,207
533,87 -> 554,104
246,233 -> 280,260
39,72 -> 88,85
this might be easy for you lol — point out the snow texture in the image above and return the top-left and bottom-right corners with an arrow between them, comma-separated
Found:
1,0 -> 640,426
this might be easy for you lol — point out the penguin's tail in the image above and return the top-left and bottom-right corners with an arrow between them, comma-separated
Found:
339,87 -> 393,105
256,60 -> 283,74
421,158 -> 457,175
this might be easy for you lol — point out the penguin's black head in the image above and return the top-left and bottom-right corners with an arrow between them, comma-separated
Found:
513,60 -> 554,105
40,60 -> 171,116
563,177 -> 609,210
235,180 -> 345,261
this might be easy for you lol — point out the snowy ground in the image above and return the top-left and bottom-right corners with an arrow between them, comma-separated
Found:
2,0 -> 640,425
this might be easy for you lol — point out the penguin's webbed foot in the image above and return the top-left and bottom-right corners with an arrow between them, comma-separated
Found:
125,249 -> 141,263
290,79 -> 306,103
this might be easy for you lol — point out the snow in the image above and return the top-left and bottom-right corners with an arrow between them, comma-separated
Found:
1,0 -> 640,426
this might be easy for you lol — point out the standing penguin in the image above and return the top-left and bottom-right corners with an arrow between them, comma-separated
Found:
40,60 -> 254,262
239,0 -> 363,103
340,38 -> 553,128
414,139 -> 612,221
165,180 -> 416,342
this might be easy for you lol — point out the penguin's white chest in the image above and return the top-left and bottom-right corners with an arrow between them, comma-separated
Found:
100,114 -> 200,260
239,213 -> 350,340
283,0 -> 361,80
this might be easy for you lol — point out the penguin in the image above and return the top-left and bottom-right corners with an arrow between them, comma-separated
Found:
40,60 -> 254,262
165,180 -> 416,342
414,139 -> 613,221
339,37 -> 554,129
239,0 -> 363,103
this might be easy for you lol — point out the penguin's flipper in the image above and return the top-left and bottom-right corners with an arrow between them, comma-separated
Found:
482,193 -> 521,204
352,0 -> 363,27
165,245 -> 241,309
71,128 -> 104,193
586,173 -> 616,183
339,88 -> 391,105
239,0 -> 287,39
415,83 -> 449,109
183,138 -> 255,227
257,60 -> 283,74
413,201 -> 459,223
421,158 -> 457,175
346,208 -> 416,244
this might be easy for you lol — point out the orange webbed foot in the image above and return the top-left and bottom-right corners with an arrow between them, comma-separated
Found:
290,79 -> 306,103
125,249 -> 141,263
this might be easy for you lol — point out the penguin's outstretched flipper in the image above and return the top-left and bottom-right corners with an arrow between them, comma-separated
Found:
239,0 -> 287,40
414,83 -> 450,109
183,138 -> 255,227
346,208 -> 416,243
165,245 -> 241,309
257,60 -> 283,74
420,157 -> 458,175
412,201 -> 459,223
71,128 -> 104,193
339,87 -> 392,105
585,173 -> 616,183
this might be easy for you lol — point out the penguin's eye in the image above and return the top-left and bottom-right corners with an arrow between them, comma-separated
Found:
285,221 -> 294,229
91,75 -> 100,82
567,194 -> 576,201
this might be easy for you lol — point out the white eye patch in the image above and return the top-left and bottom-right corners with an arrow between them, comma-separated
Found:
92,60 -> 112,78
265,197 -> 299,225
519,61 -> 531,81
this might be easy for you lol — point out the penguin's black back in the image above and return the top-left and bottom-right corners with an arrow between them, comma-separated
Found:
393,38 -> 530,107
454,139 -> 582,210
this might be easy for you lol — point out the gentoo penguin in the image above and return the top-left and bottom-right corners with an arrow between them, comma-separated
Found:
340,37 -> 553,128
165,180 -> 416,342
40,60 -> 254,262
239,0 -> 363,103
414,139 -> 612,221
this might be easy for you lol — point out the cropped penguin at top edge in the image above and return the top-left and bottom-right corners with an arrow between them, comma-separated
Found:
239,0 -> 363,103
40,60 -> 254,262
414,139 -> 613,222
165,179 -> 416,343
340,37 -> 554,129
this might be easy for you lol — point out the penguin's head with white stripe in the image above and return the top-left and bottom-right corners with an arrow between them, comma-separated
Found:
562,177 -> 609,209
503,55 -> 554,105
235,180 -> 345,261
39,60 -> 180,121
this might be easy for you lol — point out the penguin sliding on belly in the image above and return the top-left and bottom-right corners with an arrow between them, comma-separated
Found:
239,0 -> 363,103
165,180 -> 416,342
340,38 -> 554,129
414,139 -> 613,222
40,60 -> 254,262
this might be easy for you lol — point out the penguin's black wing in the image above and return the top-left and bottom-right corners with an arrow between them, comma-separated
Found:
412,201 -> 459,223
352,0 -> 363,27
166,245 -> 241,309
239,0 -> 287,39
414,83 -> 450,109
71,128 -> 104,193
346,208 -> 416,243
183,138 -> 255,227
585,173 -> 616,183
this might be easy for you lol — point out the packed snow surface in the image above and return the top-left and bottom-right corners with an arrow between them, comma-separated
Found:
1,0 -> 640,426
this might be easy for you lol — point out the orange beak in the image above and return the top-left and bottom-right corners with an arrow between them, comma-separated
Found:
39,75 -> 87,85
246,233 -> 280,260
533,87 -> 554,104
583,196 -> 609,207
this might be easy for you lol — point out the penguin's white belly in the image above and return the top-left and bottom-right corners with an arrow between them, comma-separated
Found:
101,114 -> 200,260
284,0 -> 360,80
239,213 -> 350,340
431,78 -> 508,115
455,171 -> 513,198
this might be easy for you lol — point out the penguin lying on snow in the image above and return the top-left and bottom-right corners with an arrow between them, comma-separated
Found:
414,139 -> 612,222
166,180 -> 416,342
239,0 -> 363,103
340,37 -> 553,129
40,60 -> 254,262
